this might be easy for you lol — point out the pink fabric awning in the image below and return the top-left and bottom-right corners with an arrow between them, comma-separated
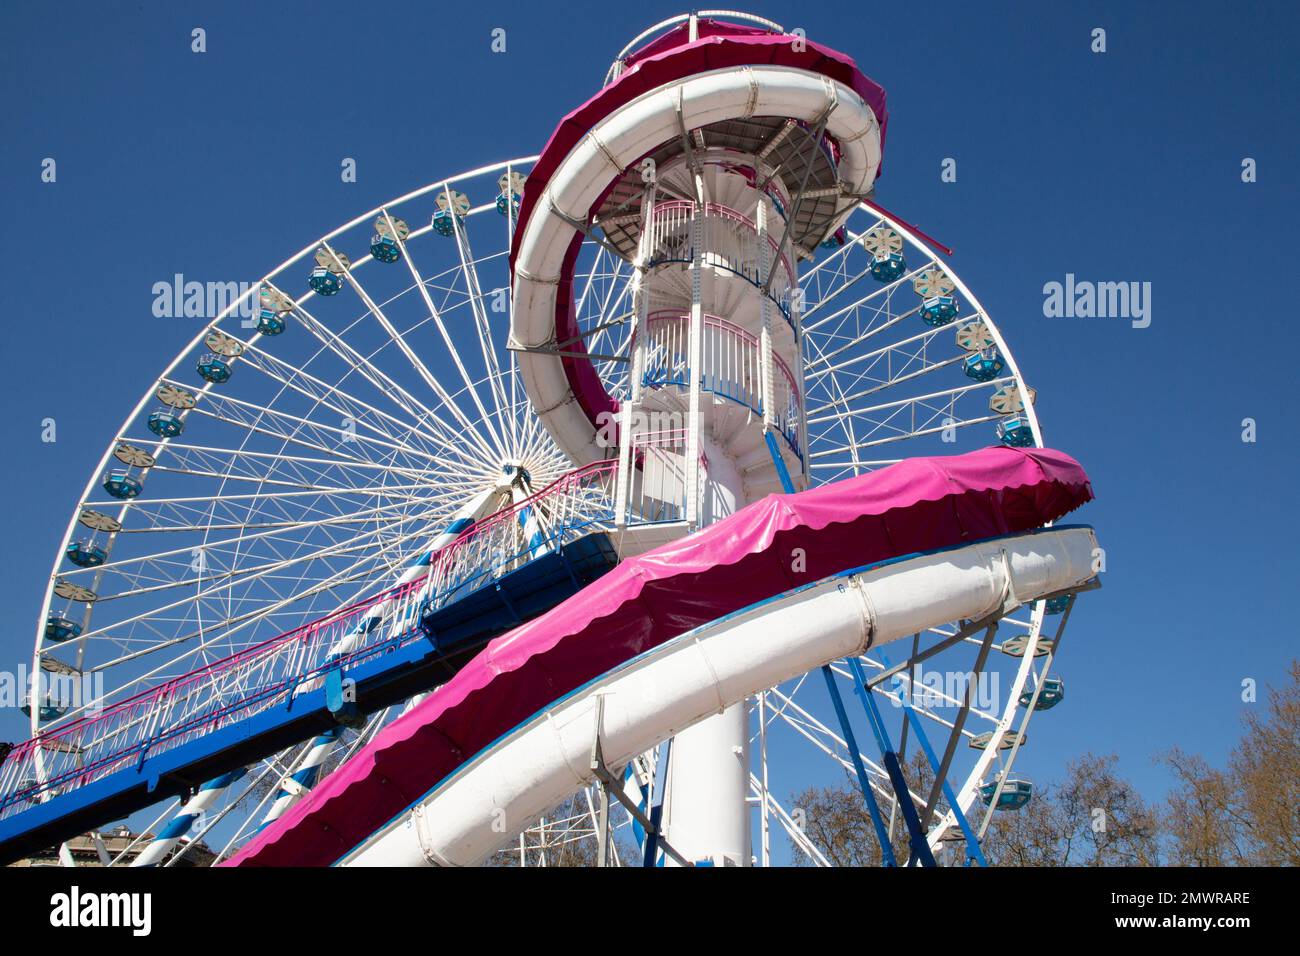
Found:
226,446 -> 1092,867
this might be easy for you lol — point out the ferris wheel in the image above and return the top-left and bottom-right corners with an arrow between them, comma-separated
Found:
5,11 -> 1095,867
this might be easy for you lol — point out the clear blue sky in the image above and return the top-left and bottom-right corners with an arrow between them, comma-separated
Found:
1,0 -> 1297,822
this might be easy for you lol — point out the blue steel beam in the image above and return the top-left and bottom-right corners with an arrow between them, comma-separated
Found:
845,657 -> 937,867
820,665 -> 896,866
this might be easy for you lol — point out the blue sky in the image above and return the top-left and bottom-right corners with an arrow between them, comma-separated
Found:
1,0 -> 1298,833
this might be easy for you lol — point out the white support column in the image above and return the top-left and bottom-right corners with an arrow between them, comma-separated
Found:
757,691 -> 771,867
616,183 -> 655,528
757,200 -> 777,436
684,192 -> 704,530
661,699 -> 750,867
788,240 -> 811,487
663,192 -> 751,858
659,176 -> 760,866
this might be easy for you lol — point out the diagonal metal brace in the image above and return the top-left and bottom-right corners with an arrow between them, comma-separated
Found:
588,697 -> 693,867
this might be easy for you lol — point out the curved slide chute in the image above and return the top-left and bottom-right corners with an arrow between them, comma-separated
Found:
227,446 -> 1093,866
346,525 -> 1097,866
509,23 -> 889,464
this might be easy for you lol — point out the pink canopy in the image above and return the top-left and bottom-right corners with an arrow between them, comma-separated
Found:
226,446 -> 1092,867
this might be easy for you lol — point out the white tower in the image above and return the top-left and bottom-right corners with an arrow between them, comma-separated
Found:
509,11 -> 887,865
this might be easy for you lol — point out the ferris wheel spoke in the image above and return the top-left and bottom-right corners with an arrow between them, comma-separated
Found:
807,378 -> 1012,447
71,514 -> 441,690
274,286 -> 482,450
764,685 -> 898,807
806,348 -> 968,426
129,461 -> 421,496
181,388 -> 457,474
130,440 -> 433,492
805,355 -> 977,420
801,259 -> 935,335
175,372 -> 432,470
59,493 -> 437,591
803,305 -> 939,380
809,407 -> 1004,457
238,314 -> 473,460
388,209 -> 509,460
749,778 -> 833,866
78,492 -> 435,616
449,212 -> 514,447
321,237 -> 504,465
79,505 -> 430,615
84,480 -> 436,522
219,345 -> 466,467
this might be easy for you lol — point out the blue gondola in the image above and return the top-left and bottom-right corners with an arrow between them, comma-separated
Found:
1019,677 -> 1065,711
20,699 -> 68,722
869,252 -> 907,282
1044,594 -> 1072,615
981,778 -> 1033,810
997,415 -> 1035,447
920,295 -> 959,326
495,191 -> 521,217
102,471 -> 142,500
963,349 -> 1005,382
196,352 -> 232,384
147,408 -> 185,438
44,614 -> 82,643
65,541 -> 107,568
370,234 -> 402,263
308,267 -> 344,296
256,309 -> 287,335
432,209 -> 460,237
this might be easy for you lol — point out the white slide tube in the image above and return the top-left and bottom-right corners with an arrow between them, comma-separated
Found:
342,526 -> 1098,867
512,66 -> 883,466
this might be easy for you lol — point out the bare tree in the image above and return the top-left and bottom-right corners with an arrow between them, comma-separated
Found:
1162,661 -> 1300,866
789,750 -> 941,866
984,753 -> 1160,866
789,751 -> 1159,866
485,793 -> 637,867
